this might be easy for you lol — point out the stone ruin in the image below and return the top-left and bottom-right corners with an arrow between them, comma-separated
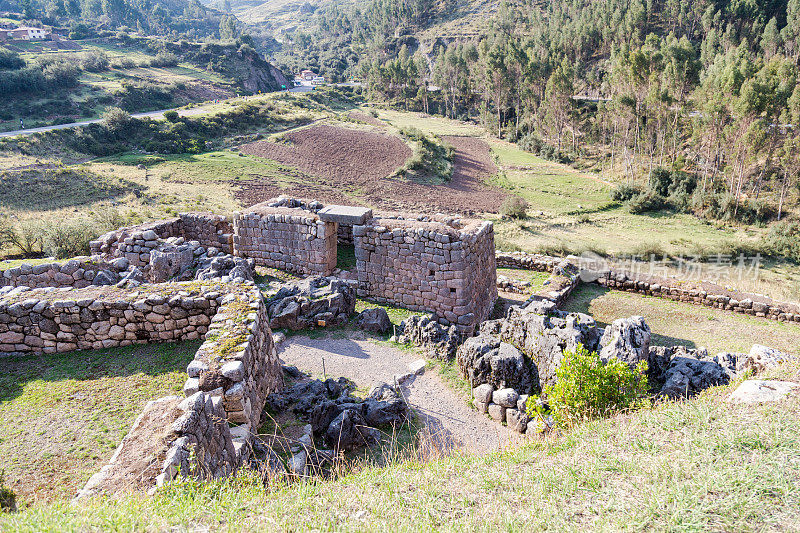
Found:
2,196 -> 794,496
1,197 -> 500,496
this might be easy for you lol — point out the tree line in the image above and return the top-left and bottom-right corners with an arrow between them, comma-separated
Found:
285,0 -> 800,227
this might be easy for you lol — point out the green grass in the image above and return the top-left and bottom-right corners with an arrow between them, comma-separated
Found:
3,361 -> 799,530
0,166 -> 142,211
562,283 -> 800,355
99,150 -> 308,185
337,243 -> 357,271
0,341 -> 199,506
496,268 -> 551,294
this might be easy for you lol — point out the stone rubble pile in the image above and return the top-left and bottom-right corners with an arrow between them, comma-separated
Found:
263,377 -> 407,476
457,298 -> 790,435
265,277 -> 356,330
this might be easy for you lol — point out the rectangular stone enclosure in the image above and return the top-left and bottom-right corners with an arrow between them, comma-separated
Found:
354,217 -> 497,331
232,205 -> 337,275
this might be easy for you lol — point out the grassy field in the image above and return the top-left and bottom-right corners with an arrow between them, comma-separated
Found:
0,341 -> 199,506
562,283 -> 800,355
2,360 -> 798,531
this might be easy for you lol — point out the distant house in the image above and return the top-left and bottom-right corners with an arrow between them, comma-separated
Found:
311,76 -> 326,85
300,69 -> 316,81
5,26 -> 51,41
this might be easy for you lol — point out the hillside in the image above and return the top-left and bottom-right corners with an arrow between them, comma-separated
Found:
0,36 -> 289,132
0,0 -> 227,39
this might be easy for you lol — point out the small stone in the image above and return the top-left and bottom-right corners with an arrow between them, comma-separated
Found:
491,388 -> 519,408
487,402 -> 506,422
473,383 -> 494,404
408,359 -> 426,375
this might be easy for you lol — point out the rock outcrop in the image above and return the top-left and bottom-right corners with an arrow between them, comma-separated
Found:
265,277 -> 356,330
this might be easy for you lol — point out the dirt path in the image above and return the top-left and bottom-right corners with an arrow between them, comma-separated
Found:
278,334 -> 519,454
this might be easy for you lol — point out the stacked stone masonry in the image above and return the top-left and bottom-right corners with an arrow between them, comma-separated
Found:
0,282 -> 223,354
74,282 -> 283,494
354,217 -> 497,331
1,257 -> 124,289
233,205 -> 337,276
496,251 -> 800,324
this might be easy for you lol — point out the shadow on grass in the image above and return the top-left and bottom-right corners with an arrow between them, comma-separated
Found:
560,282 -> 696,349
0,340 -> 200,404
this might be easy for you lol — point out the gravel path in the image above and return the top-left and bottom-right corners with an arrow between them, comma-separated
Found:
278,333 -> 520,454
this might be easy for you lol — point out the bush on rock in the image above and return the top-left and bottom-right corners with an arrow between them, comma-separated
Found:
540,344 -> 648,426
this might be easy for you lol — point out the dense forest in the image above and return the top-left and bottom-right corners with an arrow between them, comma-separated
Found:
279,0 -> 800,226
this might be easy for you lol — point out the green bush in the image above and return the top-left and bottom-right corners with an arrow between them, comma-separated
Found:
765,220 -> 800,262
0,215 -> 13,251
80,51 -> 109,72
533,344 -> 648,426
610,183 -> 641,202
0,47 -> 25,70
627,191 -> 668,214
102,107 -> 134,133
0,471 -> 16,512
500,196 -> 529,219
163,110 -> 180,122
8,219 -> 44,256
40,219 -> 98,259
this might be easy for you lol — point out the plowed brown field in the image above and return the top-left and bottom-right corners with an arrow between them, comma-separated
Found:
236,126 -> 509,214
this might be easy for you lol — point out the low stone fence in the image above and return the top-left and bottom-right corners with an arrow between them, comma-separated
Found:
496,251 -> 800,324
597,273 -> 800,323
355,216 -> 497,331
0,256 -> 126,289
496,251 -> 563,272
233,205 -> 337,276
0,282 -> 222,354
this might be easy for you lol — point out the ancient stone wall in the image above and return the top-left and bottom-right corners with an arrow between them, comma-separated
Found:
90,219 -> 182,264
496,251 -> 800,324
0,256 -> 126,289
0,282 -> 222,354
75,282 -> 283,494
354,217 -> 497,331
597,273 -> 800,322
183,286 -> 282,428
179,213 -> 234,253
232,205 -> 337,276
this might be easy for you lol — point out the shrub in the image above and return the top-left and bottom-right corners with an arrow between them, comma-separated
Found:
765,220 -> 800,262
500,196 -> 529,219
628,191 -> 668,214
610,183 -> 641,202
0,47 -> 25,70
40,218 -> 97,259
631,241 -> 665,258
535,344 -> 648,426
151,51 -> 179,68
102,107 -> 134,133
80,51 -> 109,72
163,110 -> 180,122
0,471 -> 16,512
0,215 -> 13,250
8,219 -> 44,256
